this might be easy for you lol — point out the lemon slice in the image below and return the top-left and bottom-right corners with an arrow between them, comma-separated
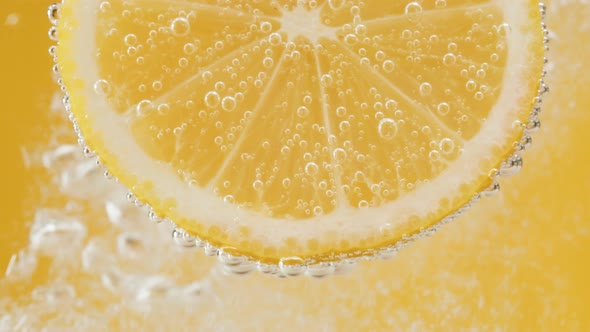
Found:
54,0 -> 546,267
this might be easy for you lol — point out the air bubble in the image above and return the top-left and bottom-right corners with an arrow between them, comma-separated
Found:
435,0 -> 447,8
136,100 -> 155,116
282,178 -> 291,189
320,74 -> 333,87
296,106 -> 309,118
404,2 -> 423,23
170,17 -> 191,37
305,162 -> 319,176
496,23 -> 511,36
313,206 -> 323,216
204,91 -> 220,108
268,32 -> 282,46
332,148 -> 347,162
305,262 -> 335,278
437,102 -> 450,116
93,79 -> 111,96
262,57 -> 274,68
183,43 -> 197,54
98,1 -> 111,12
429,150 -> 441,161
474,91 -> 484,101
155,104 -> 169,116
344,34 -> 358,45
419,82 -> 432,96
382,60 -> 395,73
439,138 -> 455,155
221,96 -> 237,112
377,118 -> 398,140
442,53 -> 456,66
279,257 -> 306,277
171,228 -> 195,247
152,81 -> 163,91
260,21 -> 273,34
328,0 -> 346,10
124,34 -> 137,46
47,3 -> 60,26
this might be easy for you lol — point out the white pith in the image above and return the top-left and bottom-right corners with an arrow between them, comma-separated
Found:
65,0 -> 541,253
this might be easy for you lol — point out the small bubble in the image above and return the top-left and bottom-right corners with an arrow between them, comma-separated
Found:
223,195 -> 235,204
170,17 -> 191,37
382,60 -> 395,73
419,82 -> 432,97
47,3 -> 60,26
305,162 -> 319,176
339,120 -> 350,131
221,96 -> 236,112
48,26 -> 58,41
172,228 -> 196,247
437,102 -> 450,116
204,91 -> 220,108
152,80 -> 163,91
442,53 -> 456,66
332,148 -> 347,162
252,180 -> 264,191
358,200 -> 369,208
439,138 -> 455,155
124,34 -> 137,46
268,32 -> 282,45
328,0 -> 346,10
355,24 -> 367,36
262,57 -> 274,68
306,262 -> 335,278
344,34 -> 358,45
313,206 -> 323,216
320,74 -> 333,87
260,21 -> 273,34
93,79 -> 111,96
404,2 -> 423,23
296,106 -> 309,118
279,257 -> 306,277
136,100 -> 154,116
183,42 -> 197,54
157,103 -> 170,115
282,178 -> 291,189
429,150 -> 441,161
474,91 -> 484,101
281,145 -> 290,156
377,118 -> 398,140
178,57 -> 189,68
435,0 -> 447,8
496,23 -> 511,36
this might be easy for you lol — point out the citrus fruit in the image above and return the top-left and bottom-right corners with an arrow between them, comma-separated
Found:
54,0 -> 546,266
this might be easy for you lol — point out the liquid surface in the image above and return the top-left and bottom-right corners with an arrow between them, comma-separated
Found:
1,1 -> 590,330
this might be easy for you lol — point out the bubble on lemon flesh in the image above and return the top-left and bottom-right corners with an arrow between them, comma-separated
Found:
56,0 -> 545,264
